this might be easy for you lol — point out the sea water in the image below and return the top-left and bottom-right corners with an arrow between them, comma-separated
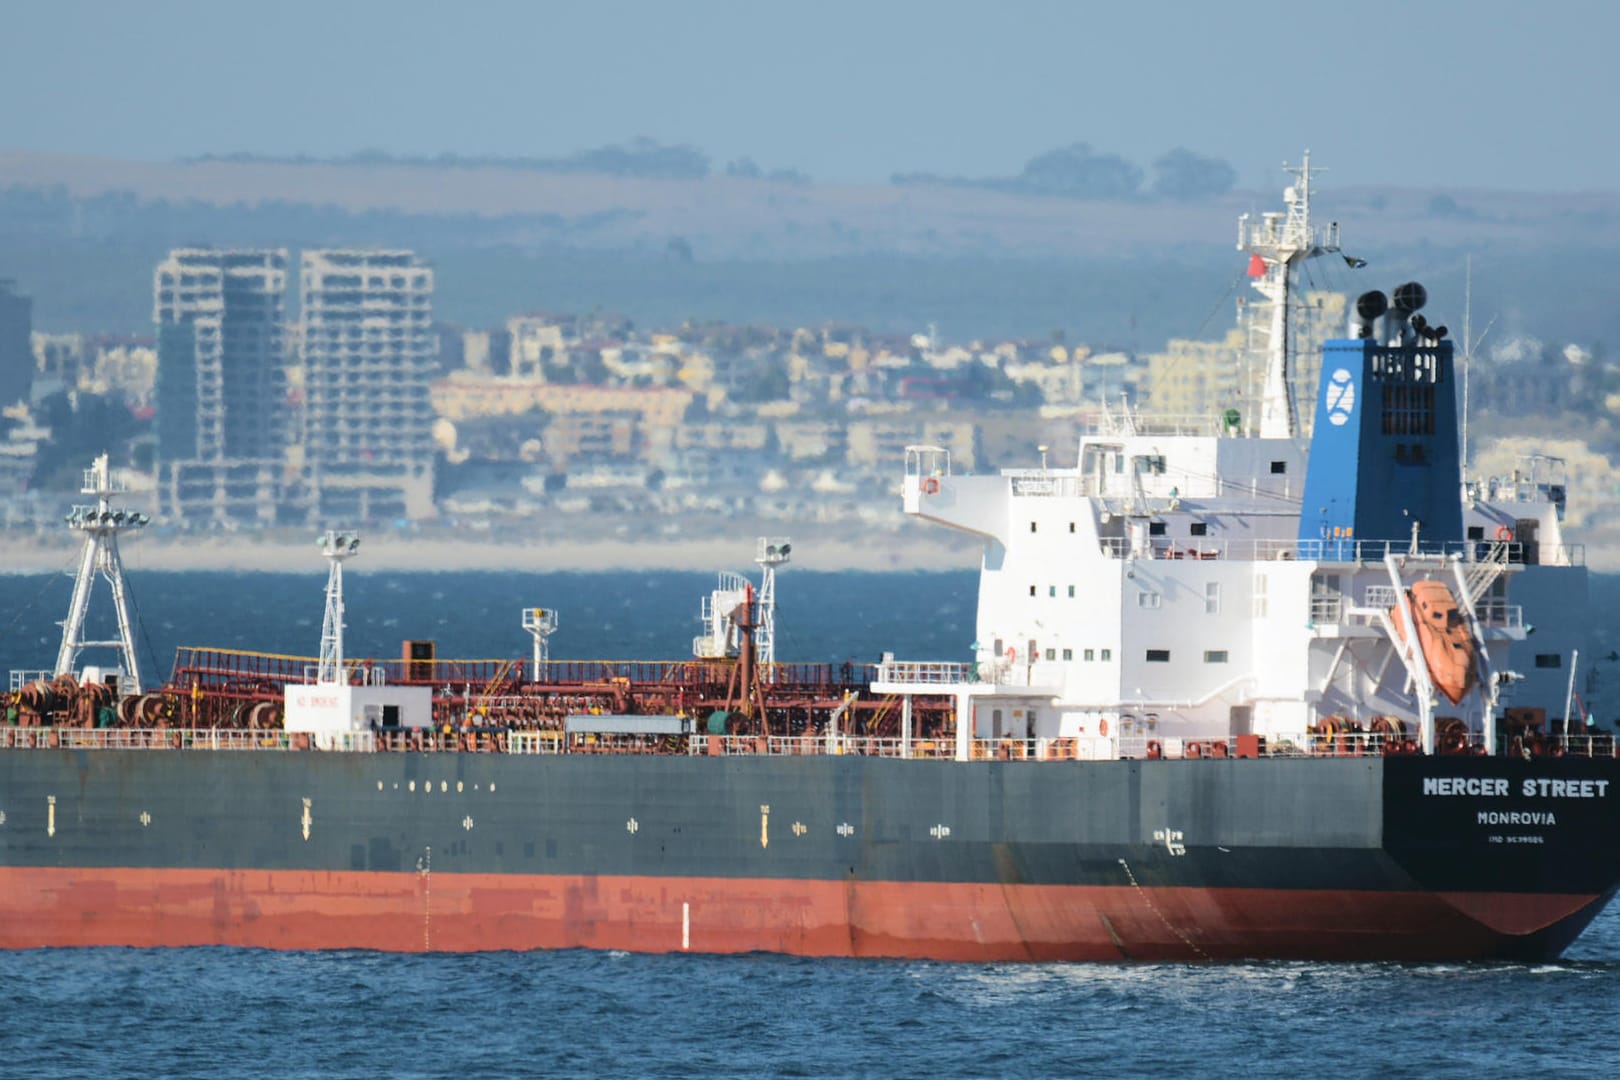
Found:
1,570 -> 1618,1078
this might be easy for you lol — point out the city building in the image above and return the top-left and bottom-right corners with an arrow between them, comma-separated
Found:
0,279 -> 34,406
301,249 -> 436,521
152,249 -> 290,523
1141,291 -> 1343,433
31,332 -> 85,401
507,317 -> 565,378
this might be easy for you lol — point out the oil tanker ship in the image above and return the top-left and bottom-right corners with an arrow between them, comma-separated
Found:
2,156 -> 1618,961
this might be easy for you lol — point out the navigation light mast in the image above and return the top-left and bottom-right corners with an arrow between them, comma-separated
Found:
317,529 -> 360,686
55,454 -> 150,692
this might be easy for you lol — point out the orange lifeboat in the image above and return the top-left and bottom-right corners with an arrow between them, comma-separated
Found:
1390,581 -> 1477,705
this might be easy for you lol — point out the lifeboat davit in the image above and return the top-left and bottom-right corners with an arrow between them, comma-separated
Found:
1391,581 -> 1477,705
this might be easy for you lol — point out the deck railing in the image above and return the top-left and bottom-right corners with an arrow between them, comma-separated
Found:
1097,537 -> 1584,568
874,661 -> 977,685
1,726 -> 1613,760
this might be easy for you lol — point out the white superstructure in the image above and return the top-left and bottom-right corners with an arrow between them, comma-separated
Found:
878,159 -> 1587,762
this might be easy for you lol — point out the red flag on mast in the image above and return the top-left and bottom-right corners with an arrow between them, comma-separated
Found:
1246,254 -> 1267,278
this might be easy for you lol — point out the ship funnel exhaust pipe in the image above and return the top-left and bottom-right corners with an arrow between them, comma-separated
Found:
1391,282 -> 1428,314
1350,290 -> 1388,339
1387,281 -> 1427,345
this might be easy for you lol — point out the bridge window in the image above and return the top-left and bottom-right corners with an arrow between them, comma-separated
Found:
1100,649 -> 1112,661
1149,521 -> 1167,536
1146,649 -> 1171,663
1084,648 -> 1095,661
1045,648 -> 1056,661
1270,461 -> 1287,474
1190,522 -> 1208,536
1030,521 -> 1038,533
1138,591 -> 1162,609
1062,648 -> 1073,661
1204,650 -> 1229,663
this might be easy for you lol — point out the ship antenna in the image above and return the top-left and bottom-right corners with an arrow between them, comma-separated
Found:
1462,256 -> 1471,471
316,529 -> 361,686
1240,150 -> 1343,439
1459,256 -> 1497,473
55,453 -> 150,692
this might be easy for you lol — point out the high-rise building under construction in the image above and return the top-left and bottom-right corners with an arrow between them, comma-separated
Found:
153,249 -> 290,522
300,250 -> 436,520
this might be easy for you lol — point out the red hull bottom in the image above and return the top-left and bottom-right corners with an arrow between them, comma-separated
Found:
0,867 -> 1600,962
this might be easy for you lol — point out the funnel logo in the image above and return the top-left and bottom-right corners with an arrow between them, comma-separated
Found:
1325,368 -> 1356,426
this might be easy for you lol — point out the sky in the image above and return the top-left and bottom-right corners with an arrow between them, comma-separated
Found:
3,0 -> 1618,193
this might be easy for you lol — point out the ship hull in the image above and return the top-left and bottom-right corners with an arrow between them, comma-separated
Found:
2,749 -> 1616,961
0,866 -> 1608,962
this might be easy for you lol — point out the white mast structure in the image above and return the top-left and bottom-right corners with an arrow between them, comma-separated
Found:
55,454 -> 151,692
754,537 -> 792,673
316,529 -> 360,686
522,606 -> 559,672
1238,151 -> 1343,439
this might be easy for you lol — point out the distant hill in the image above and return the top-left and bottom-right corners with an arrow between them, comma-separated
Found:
2,149 -> 1618,348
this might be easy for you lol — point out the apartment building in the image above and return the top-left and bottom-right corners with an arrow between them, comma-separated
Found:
152,249 -> 289,523
301,250 -> 436,520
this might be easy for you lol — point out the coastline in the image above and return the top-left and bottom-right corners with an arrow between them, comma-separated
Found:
0,525 -> 982,575
7,518 -> 1615,575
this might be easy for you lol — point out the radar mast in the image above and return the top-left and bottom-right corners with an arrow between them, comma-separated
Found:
1238,151 -> 1344,439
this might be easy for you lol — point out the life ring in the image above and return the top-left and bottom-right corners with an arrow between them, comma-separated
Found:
1495,525 -> 1514,542
1146,739 -> 1162,760
921,476 -> 940,495
1098,718 -> 1109,737
1006,646 -> 1017,663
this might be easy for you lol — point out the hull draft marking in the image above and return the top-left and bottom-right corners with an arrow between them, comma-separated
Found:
682,901 -> 691,951
301,798 -> 312,841
625,817 -> 639,834
930,824 -> 952,839
462,816 -> 474,831
760,804 -> 770,849
837,822 -> 854,837
792,821 -> 807,837
139,811 -> 151,827
46,795 -> 55,838
1154,827 -> 1188,857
